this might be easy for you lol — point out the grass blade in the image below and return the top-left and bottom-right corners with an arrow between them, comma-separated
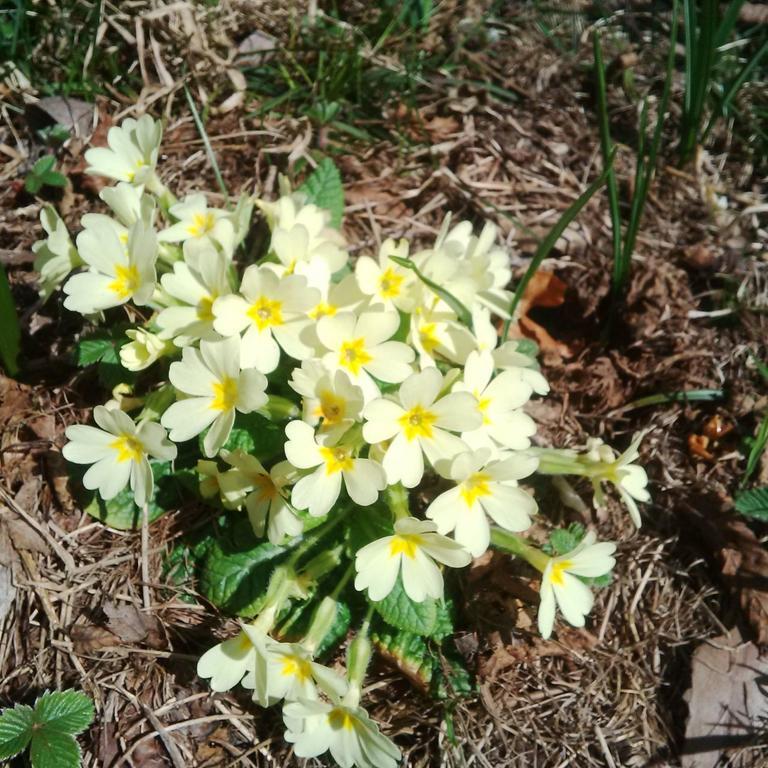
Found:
593,30 -> 623,299
388,256 -> 473,328
611,388 -> 724,414
184,85 -> 230,207
742,412 -> 768,487
501,149 -> 616,338
0,263 -> 20,376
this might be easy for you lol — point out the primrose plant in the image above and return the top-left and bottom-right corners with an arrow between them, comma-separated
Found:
41,114 -> 650,767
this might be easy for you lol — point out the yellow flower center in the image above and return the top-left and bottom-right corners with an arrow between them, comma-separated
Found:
247,296 -> 284,331
197,294 -> 216,322
253,473 -> 278,502
187,212 -> 216,238
474,389 -> 492,425
549,560 -> 573,587
389,534 -> 422,559
338,338 -> 372,376
125,159 -> 145,183
308,301 -> 337,320
107,264 -> 140,299
235,631 -> 253,652
419,322 -> 441,354
397,404 -> 437,441
459,472 -> 492,507
110,433 -> 144,463
313,389 -> 346,425
280,654 -> 312,682
210,376 -> 238,411
328,708 -> 356,731
378,267 -> 404,299
319,445 -> 354,475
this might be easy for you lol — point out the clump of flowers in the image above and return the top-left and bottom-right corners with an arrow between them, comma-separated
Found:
44,115 -> 650,767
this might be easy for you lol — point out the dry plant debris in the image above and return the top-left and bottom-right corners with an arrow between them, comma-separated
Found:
1,0 -> 767,766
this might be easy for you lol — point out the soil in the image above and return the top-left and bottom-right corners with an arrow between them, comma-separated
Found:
1,2 -> 767,766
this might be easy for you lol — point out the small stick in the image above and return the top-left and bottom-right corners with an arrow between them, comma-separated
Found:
141,502 -> 151,611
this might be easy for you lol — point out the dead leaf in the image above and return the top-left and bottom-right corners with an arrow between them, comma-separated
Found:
720,521 -> 768,644
71,600 -> 165,653
510,271 -> 572,358
0,507 -> 50,556
25,96 -> 93,138
682,628 -> 768,768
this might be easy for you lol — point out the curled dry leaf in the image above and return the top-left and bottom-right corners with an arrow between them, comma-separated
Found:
510,271 -> 572,358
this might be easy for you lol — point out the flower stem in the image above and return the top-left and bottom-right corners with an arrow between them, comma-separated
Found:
490,527 -> 549,573
384,483 -> 410,521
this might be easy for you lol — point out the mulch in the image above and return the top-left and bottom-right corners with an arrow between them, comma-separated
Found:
1,1 -> 767,766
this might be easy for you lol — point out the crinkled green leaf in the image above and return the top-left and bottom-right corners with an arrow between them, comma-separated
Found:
544,523 -> 585,556
83,461 -> 189,529
199,519 -> 288,617
212,412 -> 285,463
0,704 -> 34,760
298,157 -> 344,228
373,575 -> 447,636
373,629 -> 435,687
29,729 -> 80,768
75,335 -> 120,367
33,691 -> 94,736
735,487 -> 768,522
513,338 -> 539,359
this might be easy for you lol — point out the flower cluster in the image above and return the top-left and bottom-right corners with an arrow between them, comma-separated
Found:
46,115 -> 650,767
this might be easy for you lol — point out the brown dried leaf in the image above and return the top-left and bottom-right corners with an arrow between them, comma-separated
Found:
682,628 -> 768,768
511,271 -> 572,357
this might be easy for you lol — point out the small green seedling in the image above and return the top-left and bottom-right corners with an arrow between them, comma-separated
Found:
25,155 -> 68,195
0,690 -> 94,768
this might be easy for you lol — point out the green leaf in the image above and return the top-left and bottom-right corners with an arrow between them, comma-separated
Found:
373,629 -> 435,687
513,338 -> 539,359
213,412 -> 285,462
735,488 -> 768,522
544,523 -> 585,556
40,171 -> 68,188
373,575 -> 447,636
29,729 -> 80,768
33,691 -> 94,736
0,704 -> 34,760
75,335 -> 119,366
25,175 -> 43,194
199,520 -> 288,617
83,461 -> 187,529
32,155 -> 57,176
0,262 -> 20,376
298,158 -> 344,228
346,501 -> 392,556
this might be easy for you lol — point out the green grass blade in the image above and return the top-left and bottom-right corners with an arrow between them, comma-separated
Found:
621,3 -> 678,272
703,38 -> 768,140
714,0 -> 746,48
388,256 -> 473,328
184,85 -> 230,207
0,263 -> 20,376
501,150 -> 616,339
593,30 -> 623,299
742,412 -> 768,487
613,388 -> 724,413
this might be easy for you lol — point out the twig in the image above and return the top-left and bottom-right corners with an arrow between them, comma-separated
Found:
141,502 -> 151,611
